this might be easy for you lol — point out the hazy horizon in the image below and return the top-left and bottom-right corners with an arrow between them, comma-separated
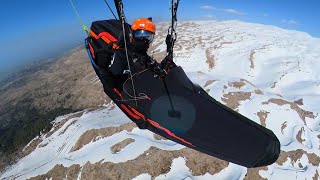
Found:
0,37 -> 83,82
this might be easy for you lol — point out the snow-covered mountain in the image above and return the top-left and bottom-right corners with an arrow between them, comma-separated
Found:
1,20 -> 320,179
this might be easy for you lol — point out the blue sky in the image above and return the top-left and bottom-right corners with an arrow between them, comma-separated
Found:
0,0 -> 319,80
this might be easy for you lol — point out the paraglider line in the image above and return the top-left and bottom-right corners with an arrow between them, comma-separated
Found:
163,79 -> 181,118
68,0 -> 89,35
118,4 -> 138,107
103,0 -> 118,20
118,69 -> 150,102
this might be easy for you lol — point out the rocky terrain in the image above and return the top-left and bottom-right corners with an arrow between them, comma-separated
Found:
0,47 -> 108,171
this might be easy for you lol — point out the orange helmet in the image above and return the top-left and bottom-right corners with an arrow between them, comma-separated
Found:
131,18 -> 156,44
131,18 -> 156,34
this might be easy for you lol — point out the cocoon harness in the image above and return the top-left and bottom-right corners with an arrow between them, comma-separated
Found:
86,19 -> 131,69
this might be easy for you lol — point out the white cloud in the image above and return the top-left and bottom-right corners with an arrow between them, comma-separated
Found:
282,19 -> 300,25
200,5 -> 246,16
204,14 -> 216,19
221,8 -> 246,16
200,5 -> 216,10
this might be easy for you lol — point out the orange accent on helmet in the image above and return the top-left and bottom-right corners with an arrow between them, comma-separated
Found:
131,18 -> 156,34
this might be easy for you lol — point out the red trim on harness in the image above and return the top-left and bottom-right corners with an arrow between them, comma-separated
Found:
101,36 -> 119,49
98,32 -> 118,42
90,30 -> 98,39
90,30 -> 120,49
166,61 -> 171,73
113,88 -> 123,99
129,106 -> 145,120
120,104 -> 141,120
121,104 -> 193,146
88,43 -> 95,59
166,67 -> 171,73
147,119 -> 194,146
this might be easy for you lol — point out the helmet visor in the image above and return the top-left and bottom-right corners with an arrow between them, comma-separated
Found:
133,30 -> 154,44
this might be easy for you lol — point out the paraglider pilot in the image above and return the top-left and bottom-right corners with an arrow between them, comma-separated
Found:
93,17 -> 173,99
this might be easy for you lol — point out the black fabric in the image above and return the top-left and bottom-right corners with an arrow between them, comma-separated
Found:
108,50 -> 151,76
90,19 -> 130,46
87,19 -> 131,70
87,37 -> 113,69
108,52 -> 126,75
131,40 -> 150,53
